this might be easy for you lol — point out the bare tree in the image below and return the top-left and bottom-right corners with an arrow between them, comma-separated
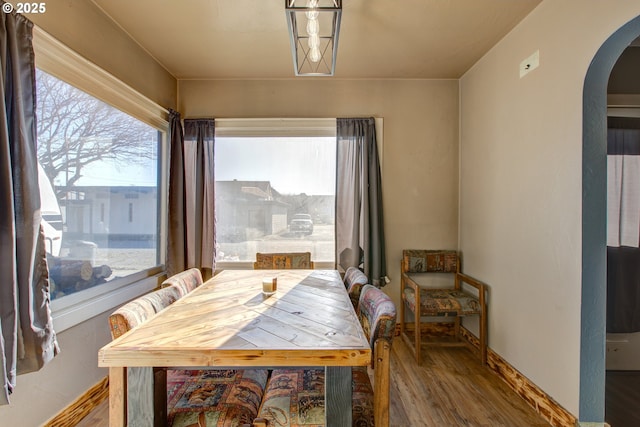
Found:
35,69 -> 157,194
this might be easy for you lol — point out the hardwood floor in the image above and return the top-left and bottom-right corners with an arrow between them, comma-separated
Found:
76,339 -> 549,426
75,402 -> 108,427
389,340 -> 549,426
605,370 -> 640,427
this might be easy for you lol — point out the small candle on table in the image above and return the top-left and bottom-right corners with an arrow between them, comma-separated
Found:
262,276 -> 277,296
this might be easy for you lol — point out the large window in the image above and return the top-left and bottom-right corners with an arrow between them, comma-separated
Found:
31,28 -> 168,332
36,69 -> 162,300
215,120 -> 336,267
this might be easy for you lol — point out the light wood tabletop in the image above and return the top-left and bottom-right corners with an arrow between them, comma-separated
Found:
99,269 -> 371,426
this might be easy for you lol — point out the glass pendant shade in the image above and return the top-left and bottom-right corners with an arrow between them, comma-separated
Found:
285,0 -> 342,76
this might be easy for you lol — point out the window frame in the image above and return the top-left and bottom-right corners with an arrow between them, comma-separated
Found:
33,27 -> 169,332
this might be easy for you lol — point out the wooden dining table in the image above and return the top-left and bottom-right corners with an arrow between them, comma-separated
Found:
98,269 -> 372,426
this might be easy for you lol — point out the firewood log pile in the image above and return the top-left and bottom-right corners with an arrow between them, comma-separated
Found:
48,255 -> 112,298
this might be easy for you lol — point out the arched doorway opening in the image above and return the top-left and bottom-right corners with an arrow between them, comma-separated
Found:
582,14 -> 640,424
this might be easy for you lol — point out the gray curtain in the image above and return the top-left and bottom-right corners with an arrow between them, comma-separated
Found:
607,117 -> 640,333
166,109 -> 187,277
167,118 -> 215,279
336,117 -> 386,287
0,9 -> 59,404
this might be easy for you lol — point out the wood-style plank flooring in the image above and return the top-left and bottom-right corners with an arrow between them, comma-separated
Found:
77,339 -> 550,426
389,340 -> 549,426
605,370 -> 640,427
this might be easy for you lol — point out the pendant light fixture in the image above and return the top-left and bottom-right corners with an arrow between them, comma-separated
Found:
285,0 -> 342,76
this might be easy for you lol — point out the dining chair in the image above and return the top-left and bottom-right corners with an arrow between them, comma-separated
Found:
343,266 -> 368,309
108,284 -> 182,339
254,284 -> 397,427
108,283 -> 269,426
254,252 -> 314,269
160,267 -> 203,297
400,249 -> 487,365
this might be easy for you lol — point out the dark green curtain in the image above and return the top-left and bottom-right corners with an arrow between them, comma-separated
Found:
0,7 -> 59,404
336,117 -> 387,287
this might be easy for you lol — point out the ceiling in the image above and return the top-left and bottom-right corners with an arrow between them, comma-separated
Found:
92,0 -> 541,80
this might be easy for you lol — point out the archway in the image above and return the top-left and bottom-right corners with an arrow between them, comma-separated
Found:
581,15 -> 640,423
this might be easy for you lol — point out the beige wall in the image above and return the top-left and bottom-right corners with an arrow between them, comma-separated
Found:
0,313 -> 112,426
29,0 -> 176,109
180,78 -> 460,310
0,3 -> 176,426
459,0 -> 640,417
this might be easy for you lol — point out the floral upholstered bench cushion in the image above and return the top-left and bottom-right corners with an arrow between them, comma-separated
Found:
257,369 -> 325,426
161,267 -> 203,297
403,287 -> 481,316
256,368 -> 374,427
350,366 -> 375,426
343,267 -> 368,309
108,285 -> 183,339
168,369 -> 269,427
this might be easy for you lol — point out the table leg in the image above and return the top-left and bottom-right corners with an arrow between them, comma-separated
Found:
127,367 -> 157,427
153,368 -> 168,425
108,367 -> 126,427
325,366 -> 352,426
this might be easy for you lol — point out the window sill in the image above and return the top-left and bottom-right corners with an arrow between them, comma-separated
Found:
214,261 -> 336,272
51,268 -> 164,333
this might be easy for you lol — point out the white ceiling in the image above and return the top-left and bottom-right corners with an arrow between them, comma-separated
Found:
92,0 -> 541,80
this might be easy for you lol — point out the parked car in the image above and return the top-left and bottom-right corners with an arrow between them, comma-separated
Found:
289,213 -> 314,235
38,163 -> 63,256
